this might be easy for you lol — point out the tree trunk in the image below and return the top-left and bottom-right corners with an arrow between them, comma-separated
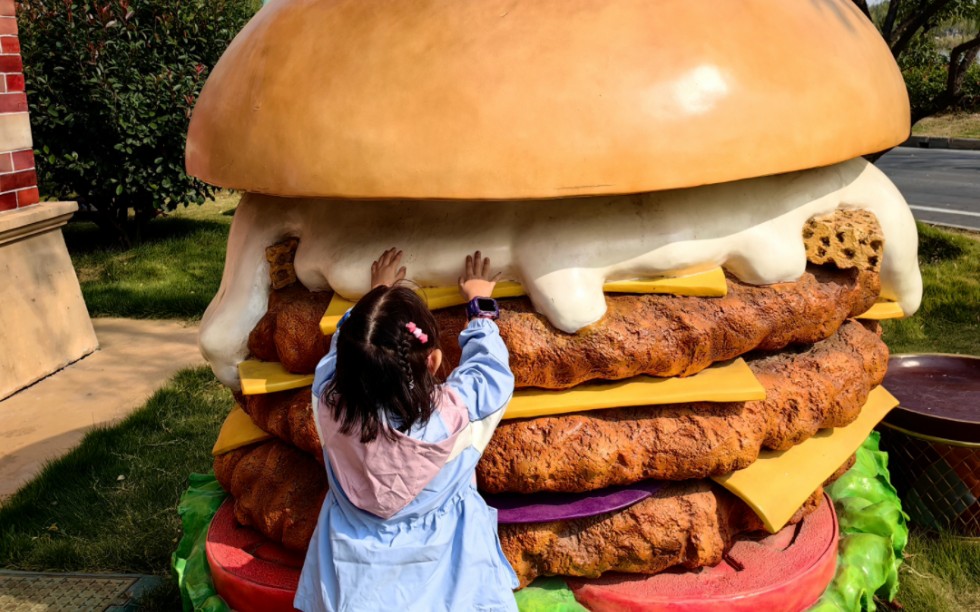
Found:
90,201 -> 133,248
912,32 -> 980,124
852,0 -> 980,126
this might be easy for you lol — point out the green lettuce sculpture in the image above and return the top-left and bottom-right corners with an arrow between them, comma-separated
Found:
173,434 -> 906,611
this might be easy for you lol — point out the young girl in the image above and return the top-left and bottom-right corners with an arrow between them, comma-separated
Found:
294,248 -> 519,612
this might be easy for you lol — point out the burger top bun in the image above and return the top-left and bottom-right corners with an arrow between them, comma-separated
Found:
185,0 -> 910,200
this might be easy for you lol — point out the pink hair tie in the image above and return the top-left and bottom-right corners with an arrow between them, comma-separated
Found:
405,322 -> 429,344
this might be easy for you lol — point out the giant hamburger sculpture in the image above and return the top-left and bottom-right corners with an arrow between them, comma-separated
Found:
186,0 -> 920,609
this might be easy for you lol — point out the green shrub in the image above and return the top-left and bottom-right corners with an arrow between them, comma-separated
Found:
19,0 -> 258,243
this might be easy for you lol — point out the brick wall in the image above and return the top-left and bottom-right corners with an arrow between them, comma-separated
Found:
0,0 -> 37,212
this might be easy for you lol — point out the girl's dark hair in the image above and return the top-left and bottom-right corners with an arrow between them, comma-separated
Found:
326,285 -> 442,443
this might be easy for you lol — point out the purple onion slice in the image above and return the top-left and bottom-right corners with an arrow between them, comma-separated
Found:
483,480 -> 663,524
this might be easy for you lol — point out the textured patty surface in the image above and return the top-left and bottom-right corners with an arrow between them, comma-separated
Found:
239,320 -> 886,494
477,320 -> 887,494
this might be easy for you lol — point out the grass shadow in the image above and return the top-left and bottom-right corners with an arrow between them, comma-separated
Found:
917,224 -> 966,264
65,197 -> 237,319
63,215 -> 231,257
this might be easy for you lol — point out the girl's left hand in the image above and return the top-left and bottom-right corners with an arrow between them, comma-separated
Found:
371,248 -> 407,288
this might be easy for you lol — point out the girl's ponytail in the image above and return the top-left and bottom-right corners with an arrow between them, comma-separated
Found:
325,285 -> 442,442
397,333 -> 415,388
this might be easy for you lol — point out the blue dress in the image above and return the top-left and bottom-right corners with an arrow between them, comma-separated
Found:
294,318 -> 520,612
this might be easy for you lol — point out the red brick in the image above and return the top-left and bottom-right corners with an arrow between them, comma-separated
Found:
0,92 -> 26,113
11,148 -> 32,170
0,36 -> 18,54
16,186 -> 38,207
0,54 -> 22,73
0,152 -> 11,173
0,168 -> 34,191
0,0 -> 14,17
0,17 -> 15,36
0,191 -> 15,211
4,73 -> 23,92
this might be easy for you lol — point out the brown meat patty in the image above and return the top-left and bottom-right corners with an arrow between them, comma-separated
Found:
477,320 -> 887,494
246,265 -> 879,389
501,458 -> 854,588
214,438 -> 327,552
437,266 -> 879,389
237,319 -> 885,494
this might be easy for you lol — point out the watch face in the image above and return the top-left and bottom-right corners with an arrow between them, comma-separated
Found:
476,298 -> 496,311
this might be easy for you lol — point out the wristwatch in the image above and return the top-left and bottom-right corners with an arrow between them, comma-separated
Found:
466,296 -> 500,320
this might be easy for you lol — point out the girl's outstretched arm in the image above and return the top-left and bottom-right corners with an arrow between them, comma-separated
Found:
448,250 -> 514,421
446,318 -> 515,421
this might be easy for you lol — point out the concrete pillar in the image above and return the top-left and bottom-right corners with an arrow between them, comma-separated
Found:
0,0 -> 97,400
0,0 -> 38,211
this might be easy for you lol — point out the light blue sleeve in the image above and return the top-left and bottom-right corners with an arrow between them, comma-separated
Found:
445,318 -> 515,421
312,310 -> 349,400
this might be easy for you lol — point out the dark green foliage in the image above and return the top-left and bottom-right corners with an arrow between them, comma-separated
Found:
865,0 -> 980,121
898,37 -> 980,118
18,0 -> 257,243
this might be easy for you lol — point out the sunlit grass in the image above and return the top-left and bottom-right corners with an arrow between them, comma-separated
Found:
897,529 -> 980,611
881,223 -> 980,356
0,368 -> 231,573
911,112 -> 980,140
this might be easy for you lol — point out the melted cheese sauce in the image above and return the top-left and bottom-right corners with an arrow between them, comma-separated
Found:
201,158 -> 921,389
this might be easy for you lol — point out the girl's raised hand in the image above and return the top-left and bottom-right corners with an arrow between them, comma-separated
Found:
458,250 -> 500,301
371,248 -> 407,288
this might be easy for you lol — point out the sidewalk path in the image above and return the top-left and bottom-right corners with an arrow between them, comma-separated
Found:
0,318 -> 203,501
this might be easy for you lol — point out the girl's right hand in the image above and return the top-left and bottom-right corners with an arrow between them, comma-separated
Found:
458,250 -> 500,301
371,247 -> 407,288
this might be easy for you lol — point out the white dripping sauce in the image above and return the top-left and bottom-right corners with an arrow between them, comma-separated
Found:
201,158 -> 921,389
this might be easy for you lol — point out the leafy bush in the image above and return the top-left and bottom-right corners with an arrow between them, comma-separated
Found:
897,39 -> 950,118
19,0 -> 258,243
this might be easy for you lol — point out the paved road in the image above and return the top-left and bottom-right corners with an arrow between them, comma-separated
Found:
875,147 -> 980,231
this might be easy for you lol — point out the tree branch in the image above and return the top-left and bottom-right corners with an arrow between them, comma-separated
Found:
882,0 -> 902,41
891,0 -> 956,57
851,0 -> 872,20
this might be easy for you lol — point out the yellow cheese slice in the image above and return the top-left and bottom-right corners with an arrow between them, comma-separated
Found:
319,268 -> 728,335
713,385 -> 898,533
212,405 -> 273,456
503,358 -> 764,420
239,360 -> 315,396
601,267 -> 728,297
856,300 -> 905,320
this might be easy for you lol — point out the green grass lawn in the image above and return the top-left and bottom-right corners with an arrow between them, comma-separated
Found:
911,112 -> 980,139
64,193 -> 236,319
898,531 -> 980,611
881,223 -> 980,356
2,215 -> 977,610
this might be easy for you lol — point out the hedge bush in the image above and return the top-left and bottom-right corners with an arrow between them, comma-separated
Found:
19,0 -> 258,242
